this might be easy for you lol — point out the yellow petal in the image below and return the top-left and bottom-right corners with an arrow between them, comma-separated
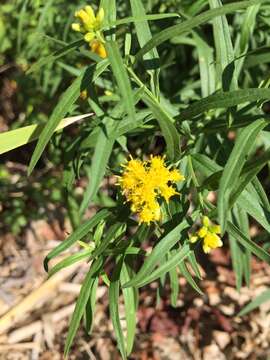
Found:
90,40 -> 107,58
71,23 -> 81,32
203,233 -> 223,252
189,235 -> 198,244
202,216 -> 210,228
203,243 -> 211,254
84,32 -> 95,42
198,226 -> 207,238
85,5 -> 96,23
75,9 -> 89,24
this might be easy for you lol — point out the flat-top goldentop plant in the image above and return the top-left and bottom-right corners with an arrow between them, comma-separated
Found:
2,0 -> 270,359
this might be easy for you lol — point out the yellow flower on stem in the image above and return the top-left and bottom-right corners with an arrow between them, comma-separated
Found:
190,216 -> 223,253
71,5 -> 107,58
118,155 -> 184,225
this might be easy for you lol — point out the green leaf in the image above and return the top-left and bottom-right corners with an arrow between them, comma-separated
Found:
230,148 -> 270,206
135,0 -> 263,60
130,0 -> 160,96
28,67 -> 93,174
85,276 -> 99,333
238,289 -> 270,316
132,244 -> 191,288
238,187 -> 270,233
229,205 -> 251,291
27,39 -> 84,74
17,0 -> 30,53
0,113 -> 92,155
169,266 -> 179,307
227,222 -> 270,264
218,119 -> 267,232
64,258 -> 104,356
120,262 -> 137,355
44,209 -> 110,271
123,217 -> 194,288
111,13 -> 180,27
193,32 -> 215,97
109,258 -> 127,359
188,251 -> 202,279
229,231 -> 244,291
106,41 -> 136,124
79,122 -> 115,216
48,249 -> 92,277
142,95 -> 180,161
93,222 -> 126,258
179,261 -> 203,295
209,0 -> 237,91
178,88 -> 270,121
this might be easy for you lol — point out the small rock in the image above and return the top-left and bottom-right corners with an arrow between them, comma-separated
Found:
203,343 -> 226,360
213,330 -> 231,349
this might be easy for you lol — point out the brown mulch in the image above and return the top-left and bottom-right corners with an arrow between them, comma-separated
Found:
1,217 -> 270,360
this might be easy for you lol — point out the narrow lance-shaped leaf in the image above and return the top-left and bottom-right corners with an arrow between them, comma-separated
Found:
64,258 -> 104,356
135,0 -> 263,60
238,289 -> 270,316
209,0 -> 237,91
142,94 -> 180,161
130,0 -> 160,97
28,66 -> 94,174
218,119 -> 267,232
109,257 -> 127,359
123,216 -> 195,288
105,41 -> 136,124
227,222 -> 270,264
131,244 -> 191,288
178,88 -> 270,121
120,262 -> 137,355
44,209 -> 110,271
79,121 -> 115,216
0,113 -> 92,155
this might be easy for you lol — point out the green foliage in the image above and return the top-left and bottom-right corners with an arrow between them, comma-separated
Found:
2,0 -> 270,358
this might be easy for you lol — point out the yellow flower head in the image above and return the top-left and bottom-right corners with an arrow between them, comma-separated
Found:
189,216 -> 222,253
118,155 -> 184,225
72,5 -> 107,58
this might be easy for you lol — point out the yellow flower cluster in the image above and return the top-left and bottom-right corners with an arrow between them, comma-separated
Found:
190,216 -> 223,253
118,155 -> 184,224
72,5 -> 107,58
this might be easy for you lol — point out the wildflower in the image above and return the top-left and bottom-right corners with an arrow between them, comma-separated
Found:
72,5 -> 107,58
190,216 -> 223,253
118,155 -> 184,224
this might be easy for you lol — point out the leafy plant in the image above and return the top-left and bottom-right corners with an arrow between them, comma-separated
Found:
2,0 -> 270,358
